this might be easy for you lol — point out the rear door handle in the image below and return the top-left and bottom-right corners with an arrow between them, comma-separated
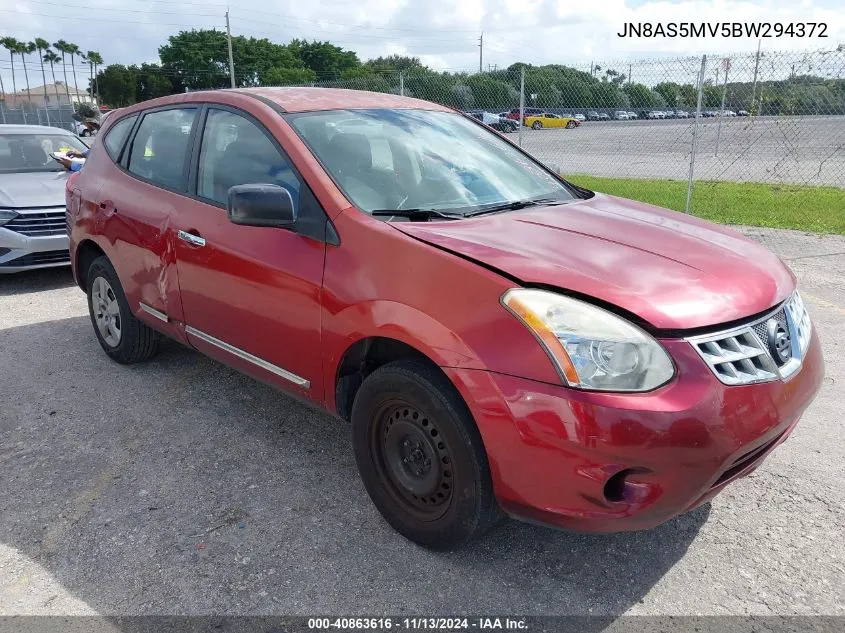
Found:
177,230 -> 206,247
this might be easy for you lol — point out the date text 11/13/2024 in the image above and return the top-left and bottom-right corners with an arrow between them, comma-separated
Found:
308,617 -> 528,630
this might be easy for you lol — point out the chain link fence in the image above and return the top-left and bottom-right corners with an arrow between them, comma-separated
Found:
0,102 -> 82,133
2,47 -> 842,240
271,48 -> 845,242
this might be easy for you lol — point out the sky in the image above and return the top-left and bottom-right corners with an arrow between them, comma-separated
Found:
1,0 -> 844,91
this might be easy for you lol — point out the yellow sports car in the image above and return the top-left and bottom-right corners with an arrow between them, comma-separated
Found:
523,113 -> 581,129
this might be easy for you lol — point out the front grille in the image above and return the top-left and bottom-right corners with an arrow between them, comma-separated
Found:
3,209 -> 67,236
751,308 -> 787,345
785,293 -> 812,355
694,330 -> 778,385
689,292 -> 811,386
0,249 -> 70,267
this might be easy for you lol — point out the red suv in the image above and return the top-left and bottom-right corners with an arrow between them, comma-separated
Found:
67,89 -> 824,550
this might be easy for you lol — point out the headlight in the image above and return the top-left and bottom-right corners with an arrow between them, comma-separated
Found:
785,290 -> 812,357
502,289 -> 675,392
0,210 -> 18,227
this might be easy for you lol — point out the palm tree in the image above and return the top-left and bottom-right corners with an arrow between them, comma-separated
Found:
1,37 -> 23,121
33,38 -> 51,109
53,40 -> 73,109
64,42 -> 83,110
0,47 -> 5,105
20,42 -> 35,109
0,37 -> 20,98
86,51 -> 103,109
43,50 -> 63,108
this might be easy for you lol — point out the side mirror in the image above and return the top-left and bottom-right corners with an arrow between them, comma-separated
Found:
227,184 -> 296,228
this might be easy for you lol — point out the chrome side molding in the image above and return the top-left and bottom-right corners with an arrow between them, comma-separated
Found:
139,303 -> 169,323
185,325 -> 311,389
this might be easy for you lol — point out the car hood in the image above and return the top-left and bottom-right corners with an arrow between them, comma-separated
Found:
0,171 -> 70,208
393,193 -> 795,330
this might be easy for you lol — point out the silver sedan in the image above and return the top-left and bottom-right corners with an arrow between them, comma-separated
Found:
0,125 -> 88,273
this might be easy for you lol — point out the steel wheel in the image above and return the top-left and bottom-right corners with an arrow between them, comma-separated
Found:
91,276 -> 122,347
371,401 -> 454,521
532,121 -> 542,130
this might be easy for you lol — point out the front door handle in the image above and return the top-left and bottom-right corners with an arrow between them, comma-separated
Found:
177,230 -> 206,247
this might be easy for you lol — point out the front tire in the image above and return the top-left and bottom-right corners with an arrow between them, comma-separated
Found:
531,121 -> 542,130
86,256 -> 160,364
351,360 -> 500,550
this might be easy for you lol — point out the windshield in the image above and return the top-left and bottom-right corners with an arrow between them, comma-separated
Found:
0,133 -> 88,173
287,109 -> 576,215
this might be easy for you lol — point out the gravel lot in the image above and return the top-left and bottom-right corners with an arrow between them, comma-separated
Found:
522,116 -> 845,185
0,227 -> 843,620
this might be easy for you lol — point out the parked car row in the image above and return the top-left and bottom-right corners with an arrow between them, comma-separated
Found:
465,110 -> 520,132
1,88 -> 824,553
479,108 -> 750,125
465,110 -> 581,131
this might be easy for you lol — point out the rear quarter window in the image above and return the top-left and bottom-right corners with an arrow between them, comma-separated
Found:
103,115 -> 138,161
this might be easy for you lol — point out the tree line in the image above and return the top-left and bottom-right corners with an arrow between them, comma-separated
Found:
92,31 -> 845,117
5,28 -> 843,118
0,36 -> 103,114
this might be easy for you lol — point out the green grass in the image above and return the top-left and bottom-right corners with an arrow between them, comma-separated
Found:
565,175 -> 845,235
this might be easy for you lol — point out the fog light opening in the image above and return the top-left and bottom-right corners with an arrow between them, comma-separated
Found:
603,468 -> 650,503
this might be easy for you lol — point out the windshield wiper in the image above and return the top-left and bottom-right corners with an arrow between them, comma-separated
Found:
371,208 -> 463,221
464,198 -> 569,218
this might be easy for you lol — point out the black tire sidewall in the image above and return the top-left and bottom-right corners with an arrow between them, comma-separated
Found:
86,257 -> 153,363
87,258 -> 127,355
351,361 -> 495,550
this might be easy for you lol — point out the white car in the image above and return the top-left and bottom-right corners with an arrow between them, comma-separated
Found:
573,113 -> 586,122
627,111 -> 638,119
614,111 -> 631,120
647,111 -> 665,119
0,124 -> 86,272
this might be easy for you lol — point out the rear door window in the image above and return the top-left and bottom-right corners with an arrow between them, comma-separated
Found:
103,114 -> 138,161
127,108 -> 197,191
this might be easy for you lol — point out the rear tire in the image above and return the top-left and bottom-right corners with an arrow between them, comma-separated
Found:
566,120 -> 576,129
351,360 -> 501,550
531,121 -> 542,130
86,256 -> 160,364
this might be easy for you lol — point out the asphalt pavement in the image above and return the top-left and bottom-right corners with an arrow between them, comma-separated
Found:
0,227 -> 843,618
521,116 -> 845,185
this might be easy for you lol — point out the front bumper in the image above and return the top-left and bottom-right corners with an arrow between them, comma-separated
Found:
0,225 -> 70,273
445,329 -> 824,532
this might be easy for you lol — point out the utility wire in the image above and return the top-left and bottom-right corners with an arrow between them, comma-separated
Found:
0,8 -> 223,27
